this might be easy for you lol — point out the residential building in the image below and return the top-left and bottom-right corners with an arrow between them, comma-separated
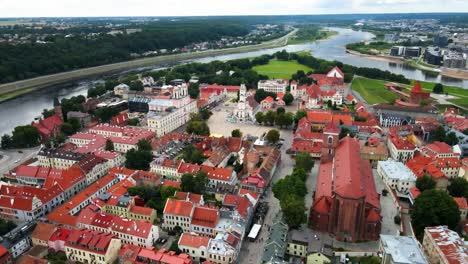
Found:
64,228 -> 121,264
424,46 -> 443,66
119,244 -> 193,264
0,184 -> 64,222
178,232 -> 239,264
379,235 -> 428,264
47,173 -> 119,226
379,113 -> 413,127
162,199 -> 194,232
114,83 -> 130,96
37,147 -> 87,169
360,137 -> 388,167
422,226 -> 468,264
31,222 -> 56,247
76,208 -> 159,248
190,207 -> 220,237
377,159 -> 416,197
178,233 -> 210,263
0,222 -> 36,258
309,137 -> 381,242
200,165 -> 237,189
261,212 -> 288,263
241,146 -> 281,194
406,156 -> 450,190
387,132 -> 416,162
258,79 -> 288,94
444,52 -> 467,69
48,227 -> 72,252
0,245 -> 12,264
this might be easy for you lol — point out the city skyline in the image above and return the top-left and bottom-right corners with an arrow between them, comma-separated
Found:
0,0 -> 467,17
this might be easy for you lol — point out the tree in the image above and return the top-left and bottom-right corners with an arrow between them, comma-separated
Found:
433,126 -> 446,142
68,117 -> 82,131
60,123 -> 75,136
295,152 -> 314,172
448,177 -> 468,199
12,125 -> 40,148
280,196 -> 306,228
186,121 -> 210,136
255,112 -> 265,124
266,129 -> 280,143
137,139 -> 152,151
129,80 -> 144,91
181,171 -> 208,194
181,173 -> 195,193
1,134 -> 13,149
231,129 -> 242,138
125,149 -> 152,170
42,108 -> 55,118
182,145 -> 205,165
169,240 -> 182,254
264,111 -> 276,126
433,83 -> 444,94
188,83 -> 200,99
445,132 -> 459,146
327,100 -> 332,109
105,139 -> 114,151
127,118 -> 139,126
276,107 -> 285,115
416,175 -> 437,192
283,92 -> 294,105
199,108 -> 212,120
411,189 -> 460,239
160,185 -> 180,199
94,106 -> 120,122
339,127 -> 351,139
294,110 -> 307,123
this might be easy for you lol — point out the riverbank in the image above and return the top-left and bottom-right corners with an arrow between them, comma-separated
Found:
345,49 -> 405,64
287,29 -> 338,45
0,29 -> 298,103
441,68 -> 468,80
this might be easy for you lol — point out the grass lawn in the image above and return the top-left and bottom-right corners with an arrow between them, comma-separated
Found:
351,77 -> 399,104
252,59 -> 313,79
447,98 -> 468,109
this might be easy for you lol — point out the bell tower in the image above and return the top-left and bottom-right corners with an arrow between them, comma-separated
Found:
53,97 -> 63,121
321,122 -> 339,162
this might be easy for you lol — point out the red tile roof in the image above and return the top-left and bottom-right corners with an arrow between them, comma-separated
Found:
66,228 -> 116,255
200,165 -> 233,182
178,233 -> 210,248
454,197 -> 468,210
163,180 -> 181,188
313,196 -> 331,214
191,206 -> 219,228
49,227 -> 72,242
164,199 -> 194,217
174,191 -> 203,204
32,222 -> 56,242
424,226 -> 468,264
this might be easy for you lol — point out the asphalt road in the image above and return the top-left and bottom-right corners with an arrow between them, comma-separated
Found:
0,146 -> 40,176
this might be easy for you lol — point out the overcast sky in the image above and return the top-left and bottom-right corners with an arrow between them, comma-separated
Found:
0,0 -> 467,17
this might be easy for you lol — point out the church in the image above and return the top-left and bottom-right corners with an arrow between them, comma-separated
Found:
32,97 -> 64,141
309,134 -> 382,242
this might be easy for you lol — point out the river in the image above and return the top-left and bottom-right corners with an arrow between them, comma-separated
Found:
0,27 -> 466,136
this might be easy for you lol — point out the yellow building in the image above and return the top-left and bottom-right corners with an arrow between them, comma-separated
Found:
65,229 -> 121,264
31,222 -> 56,247
307,253 -> 331,264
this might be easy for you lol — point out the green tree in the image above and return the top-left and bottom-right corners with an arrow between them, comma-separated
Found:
188,83 -> 200,99
445,132 -> 459,146
266,129 -> 280,143
12,125 -> 40,148
411,189 -> 460,239
60,123 -> 75,136
186,121 -> 210,136
137,139 -> 152,151
276,107 -> 285,115
42,108 -> 55,118
1,134 -> 13,149
448,177 -> 468,199
125,148 -> 152,170
283,92 -> 294,105
161,185 -> 180,199
433,83 -> 444,94
295,152 -> 314,172
339,127 -> 351,139
129,80 -> 144,91
231,129 -> 242,138
264,110 -> 276,125
433,126 -> 446,142
68,117 -> 82,131
105,79 -> 119,91
181,171 -> 208,194
105,139 -> 114,151
94,106 -> 120,122
280,196 -> 306,228
127,118 -> 139,126
182,145 -> 205,164
294,110 -> 307,123
199,108 -> 212,120
255,112 -> 265,124
416,175 -> 437,192
181,173 -> 195,192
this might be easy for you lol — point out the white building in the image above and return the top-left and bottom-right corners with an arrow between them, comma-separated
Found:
380,235 -> 428,264
146,84 -> 197,136
114,83 -> 130,96
258,79 -> 288,94
377,159 -> 416,196
231,84 -> 259,123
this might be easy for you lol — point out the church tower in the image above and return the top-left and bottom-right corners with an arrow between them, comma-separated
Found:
53,97 -> 63,121
321,122 -> 339,162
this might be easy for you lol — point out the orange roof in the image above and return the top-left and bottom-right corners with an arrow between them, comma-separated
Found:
200,165 -> 233,182
239,189 -> 259,201
313,196 -> 331,214
32,222 -> 56,242
129,205 -> 154,216
454,197 -> 468,210
178,233 -> 210,248
191,207 -> 219,228
163,180 -> 181,188
163,199 -> 193,217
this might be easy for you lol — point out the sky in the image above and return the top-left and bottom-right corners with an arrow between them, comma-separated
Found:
0,0 -> 467,17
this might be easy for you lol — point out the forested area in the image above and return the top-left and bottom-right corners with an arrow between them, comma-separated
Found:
0,21 -> 249,83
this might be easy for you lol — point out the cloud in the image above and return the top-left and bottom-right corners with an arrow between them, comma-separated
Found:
0,0 -> 466,17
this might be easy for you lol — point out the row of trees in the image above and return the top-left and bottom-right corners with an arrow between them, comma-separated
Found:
255,108 -> 294,128
0,21 -> 250,84
272,152 -> 314,228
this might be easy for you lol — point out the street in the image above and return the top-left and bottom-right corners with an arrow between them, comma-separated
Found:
0,147 -> 40,176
